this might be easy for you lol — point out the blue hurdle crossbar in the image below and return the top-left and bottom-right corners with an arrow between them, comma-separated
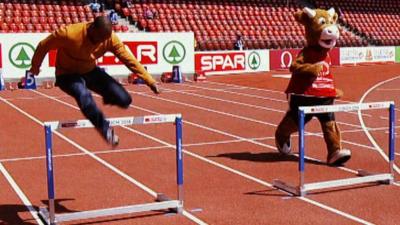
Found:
273,102 -> 395,196
38,114 -> 184,225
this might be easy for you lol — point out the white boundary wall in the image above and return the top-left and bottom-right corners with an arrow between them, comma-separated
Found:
340,46 -> 396,64
0,32 -> 194,79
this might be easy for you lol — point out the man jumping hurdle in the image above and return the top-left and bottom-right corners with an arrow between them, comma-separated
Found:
29,16 -> 160,146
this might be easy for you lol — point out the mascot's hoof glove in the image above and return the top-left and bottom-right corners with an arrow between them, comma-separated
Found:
335,88 -> 344,99
327,149 -> 351,166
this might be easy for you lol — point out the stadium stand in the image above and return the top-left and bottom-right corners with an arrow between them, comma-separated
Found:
0,0 -> 129,33
117,0 -> 374,50
0,0 -> 398,50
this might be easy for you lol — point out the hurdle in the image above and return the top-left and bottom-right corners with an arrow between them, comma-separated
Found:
38,114 -> 184,225
273,102 -> 395,196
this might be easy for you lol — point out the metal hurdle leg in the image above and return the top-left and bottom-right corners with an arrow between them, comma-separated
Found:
273,110 -> 306,196
298,110 -> 306,196
389,104 -> 395,180
155,116 -> 184,213
175,116 -> 184,213
39,125 -> 56,225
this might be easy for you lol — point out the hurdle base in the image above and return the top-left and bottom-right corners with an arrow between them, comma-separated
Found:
38,200 -> 182,225
273,173 -> 393,196
156,193 -> 183,213
357,169 -> 392,184
272,179 -> 303,196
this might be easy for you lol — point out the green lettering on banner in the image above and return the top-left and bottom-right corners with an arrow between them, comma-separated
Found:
396,46 -> 400,63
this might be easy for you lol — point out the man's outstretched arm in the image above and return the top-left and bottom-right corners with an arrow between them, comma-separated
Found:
30,28 -> 67,75
110,33 -> 160,94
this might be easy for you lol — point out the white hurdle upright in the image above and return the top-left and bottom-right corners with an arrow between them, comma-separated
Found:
273,102 -> 395,196
38,114 -> 184,225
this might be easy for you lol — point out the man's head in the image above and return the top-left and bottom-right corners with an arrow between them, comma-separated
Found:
87,16 -> 113,44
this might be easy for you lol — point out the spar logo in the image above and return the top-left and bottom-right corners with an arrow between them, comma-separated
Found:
97,41 -> 158,65
9,42 -> 35,69
163,40 -> 186,64
195,52 -> 246,72
248,51 -> 261,70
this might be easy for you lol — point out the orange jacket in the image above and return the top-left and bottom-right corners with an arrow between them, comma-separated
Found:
31,22 -> 156,85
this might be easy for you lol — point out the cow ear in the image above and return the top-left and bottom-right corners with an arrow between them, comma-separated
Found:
327,7 -> 338,23
304,7 -> 316,18
332,13 -> 338,23
327,7 -> 335,17
294,10 -> 309,25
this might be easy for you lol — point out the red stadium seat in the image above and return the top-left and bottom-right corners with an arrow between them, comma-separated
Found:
43,23 -> 51,32
0,24 -> 9,32
113,25 -> 122,32
72,17 -> 80,24
17,23 -> 25,32
34,24 -> 43,32
51,23 -> 59,30
65,17 -> 72,25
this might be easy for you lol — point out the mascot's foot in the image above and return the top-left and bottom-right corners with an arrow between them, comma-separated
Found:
327,149 -> 351,166
276,139 -> 291,155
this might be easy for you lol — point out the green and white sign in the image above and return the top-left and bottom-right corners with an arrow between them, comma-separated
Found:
163,40 -> 186,65
0,32 -> 195,79
248,51 -> 261,70
9,42 -> 35,69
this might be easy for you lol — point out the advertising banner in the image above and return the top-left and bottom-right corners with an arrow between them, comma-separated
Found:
340,46 -> 395,64
194,50 -> 270,75
269,48 -> 340,70
0,32 -> 195,79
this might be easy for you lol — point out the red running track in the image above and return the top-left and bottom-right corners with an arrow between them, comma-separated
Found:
1,63 -> 400,224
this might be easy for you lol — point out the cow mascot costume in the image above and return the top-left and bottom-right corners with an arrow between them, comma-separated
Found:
275,7 -> 351,166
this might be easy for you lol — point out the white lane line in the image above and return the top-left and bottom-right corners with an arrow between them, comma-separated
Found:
3,94 -> 69,101
358,75 -> 400,175
163,87 -> 286,113
125,90 -> 397,184
299,197 -> 374,225
5,122 -> 392,164
0,145 -> 169,163
38,90 -> 375,224
193,82 -> 372,118
137,85 -> 400,182
5,124 -> 391,163
376,88 -> 400,91
202,81 -> 367,105
181,83 -> 287,103
0,139 -> 252,163
131,91 -> 379,152
134,89 -> 280,127
0,163 -> 44,225
159,85 -> 365,129
203,80 -> 283,94
2,94 -> 207,225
